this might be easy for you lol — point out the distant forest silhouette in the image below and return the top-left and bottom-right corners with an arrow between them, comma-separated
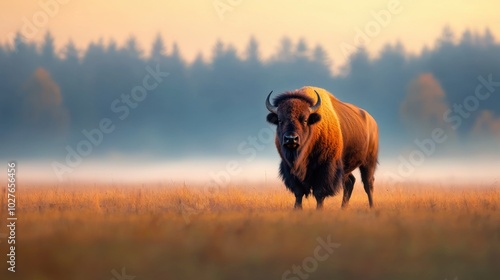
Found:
1,27 -> 499,159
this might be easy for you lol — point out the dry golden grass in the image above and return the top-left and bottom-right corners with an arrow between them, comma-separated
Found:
1,181 -> 500,280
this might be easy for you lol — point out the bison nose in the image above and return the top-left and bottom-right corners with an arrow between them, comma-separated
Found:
283,133 -> 299,149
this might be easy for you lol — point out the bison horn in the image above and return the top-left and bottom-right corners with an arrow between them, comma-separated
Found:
310,90 -> 322,113
266,91 -> 278,114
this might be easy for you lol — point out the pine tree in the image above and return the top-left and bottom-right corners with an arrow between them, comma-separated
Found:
482,28 -> 495,46
245,36 -> 260,62
276,37 -> 293,61
296,38 -> 308,58
151,33 -> 166,60
13,32 -> 27,54
124,36 -> 142,59
63,40 -> 79,64
312,45 -> 328,64
41,31 -> 56,64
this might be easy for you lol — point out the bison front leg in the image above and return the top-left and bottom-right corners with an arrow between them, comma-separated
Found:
294,193 -> 303,209
315,195 -> 325,209
290,182 -> 306,210
280,161 -> 307,210
312,162 -> 344,210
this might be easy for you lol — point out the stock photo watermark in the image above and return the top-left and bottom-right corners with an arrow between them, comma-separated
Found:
110,267 -> 136,280
4,162 -> 17,273
213,0 -> 244,21
339,0 -> 403,58
282,235 -> 340,280
387,74 -> 499,180
6,0 -> 72,52
51,64 -> 169,181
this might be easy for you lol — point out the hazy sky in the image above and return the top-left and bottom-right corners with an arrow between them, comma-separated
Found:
2,0 -> 499,70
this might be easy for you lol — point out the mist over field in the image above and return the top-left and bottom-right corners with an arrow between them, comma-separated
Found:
1,156 -> 497,187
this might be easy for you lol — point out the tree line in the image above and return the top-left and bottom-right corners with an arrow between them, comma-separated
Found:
1,27 -> 499,159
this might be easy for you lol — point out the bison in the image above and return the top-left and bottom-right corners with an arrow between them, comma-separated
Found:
265,86 -> 378,209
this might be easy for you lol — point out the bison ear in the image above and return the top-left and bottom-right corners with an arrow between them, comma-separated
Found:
267,113 -> 279,125
308,113 -> 321,125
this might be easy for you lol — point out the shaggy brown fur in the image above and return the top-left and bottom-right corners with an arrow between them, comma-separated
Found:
266,86 -> 378,209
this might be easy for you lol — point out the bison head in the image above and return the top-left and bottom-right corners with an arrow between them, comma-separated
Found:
266,90 -> 322,151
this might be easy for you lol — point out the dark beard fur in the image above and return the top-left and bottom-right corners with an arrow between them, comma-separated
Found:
282,147 -> 298,167
281,146 -> 308,181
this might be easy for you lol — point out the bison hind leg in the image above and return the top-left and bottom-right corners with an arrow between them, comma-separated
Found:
341,173 -> 356,208
360,164 -> 376,208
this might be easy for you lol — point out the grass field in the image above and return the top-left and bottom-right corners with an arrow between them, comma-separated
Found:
1,181 -> 499,280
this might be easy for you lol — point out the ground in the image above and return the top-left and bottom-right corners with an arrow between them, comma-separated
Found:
1,181 -> 499,280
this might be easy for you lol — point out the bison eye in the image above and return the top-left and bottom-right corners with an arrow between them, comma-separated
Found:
278,119 -> 283,125
303,119 -> 308,125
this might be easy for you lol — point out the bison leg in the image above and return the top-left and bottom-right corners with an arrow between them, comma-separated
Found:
311,163 -> 343,210
341,174 -> 356,208
294,193 -> 303,209
280,161 -> 307,209
315,195 -> 325,209
360,165 -> 375,208
289,181 -> 305,209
